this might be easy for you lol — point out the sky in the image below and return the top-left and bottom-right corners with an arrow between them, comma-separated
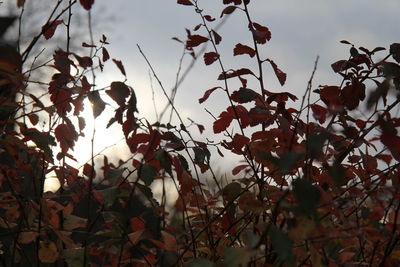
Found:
1,0 -> 399,184
84,0 -> 400,168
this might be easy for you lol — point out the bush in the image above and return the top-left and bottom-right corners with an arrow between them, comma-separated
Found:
0,0 -> 400,266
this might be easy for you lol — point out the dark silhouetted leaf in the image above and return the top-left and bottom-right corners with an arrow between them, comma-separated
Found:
293,178 -> 321,215
102,47 -> 110,62
55,123 -> 77,153
112,58 -> 126,76
139,163 -> 157,186
42,20 -> 63,40
106,81 -> 130,106
63,248 -> 84,267
233,43 -> 255,57
222,182 -> 241,202
204,51 -> 219,65
340,82 -> 365,110
231,88 -> 257,103
327,164 -> 346,186
218,68 -> 255,80
199,86 -> 222,104
220,6 -> 237,18
79,0 -> 94,10
186,34 -> 209,48
310,104 -> 327,124
249,22 -> 271,44
390,43 -> 400,63
177,0 -> 193,5
211,30 -> 222,45
213,108 -> 234,133
265,59 -> 286,86
88,91 -> 106,118
269,226 -> 295,263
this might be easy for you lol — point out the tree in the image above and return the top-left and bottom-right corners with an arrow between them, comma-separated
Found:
0,0 -> 400,266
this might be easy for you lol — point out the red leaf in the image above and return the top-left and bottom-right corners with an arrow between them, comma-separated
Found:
220,6 -> 237,18
203,51 -> 219,65
218,68 -> 255,80
106,81 -> 130,106
199,86 -> 222,104
212,30 -> 222,45
249,22 -> 271,44
112,59 -> 126,76
196,123 -> 205,134
340,82 -> 365,110
319,86 -> 343,112
79,0 -> 95,10
102,47 -> 110,62
310,104 -> 327,124
83,163 -> 96,178
186,34 -> 209,48
81,76 -> 91,93
177,0 -> 193,5
74,55 -> 92,68
233,43 -> 255,58
376,154 -> 392,165
42,20 -> 63,40
130,217 -> 145,231
82,42 -> 96,48
265,59 -> 286,86
55,123 -> 78,153
232,164 -> 248,175
232,134 -> 250,152
50,88 -> 72,115
213,110 -> 234,133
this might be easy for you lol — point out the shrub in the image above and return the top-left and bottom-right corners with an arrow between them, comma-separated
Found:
0,0 -> 400,266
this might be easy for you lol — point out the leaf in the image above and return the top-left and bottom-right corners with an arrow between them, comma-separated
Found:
390,43 -> 400,63
106,81 -> 130,106
98,187 -> 118,208
161,230 -> 177,251
340,82 -> 366,110
74,55 -> 92,68
292,178 -> 321,216
63,248 -> 84,267
265,59 -> 286,86
128,229 -> 144,245
220,6 -> 237,18
327,164 -> 346,186
130,217 -> 145,231
154,149 -> 172,176
55,123 -> 77,153
24,128 -> 56,158
17,0 -> 25,7
63,215 -> 87,230
42,20 -> 63,40
218,68 -> 255,80
233,43 -> 255,57
204,51 -> 219,65
186,34 -> 209,48
204,15 -> 215,22
177,0 -> 193,5
222,182 -> 241,202
211,30 -> 222,45
187,258 -> 215,267
79,0 -> 94,10
231,88 -> 257,103
249,22 -> 271,44
19,231 -> 39,244
102,47 -> 110,62
88,91 -> 106,118
38,241 -> 59,263
310,104 -> 327,124
139,163 -> 157,186
231,133 -> 250,152
232,164 -> 248,175
193,147 -> 210,164
199,86 -> 222,104
269,226 -> 295,263
112,58 -> 126,76
223,247 -> 253,267
83,163 -> 96,178
213,109 -> 234,133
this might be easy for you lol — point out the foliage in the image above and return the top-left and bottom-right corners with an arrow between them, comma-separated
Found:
0,0 -> 400,266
